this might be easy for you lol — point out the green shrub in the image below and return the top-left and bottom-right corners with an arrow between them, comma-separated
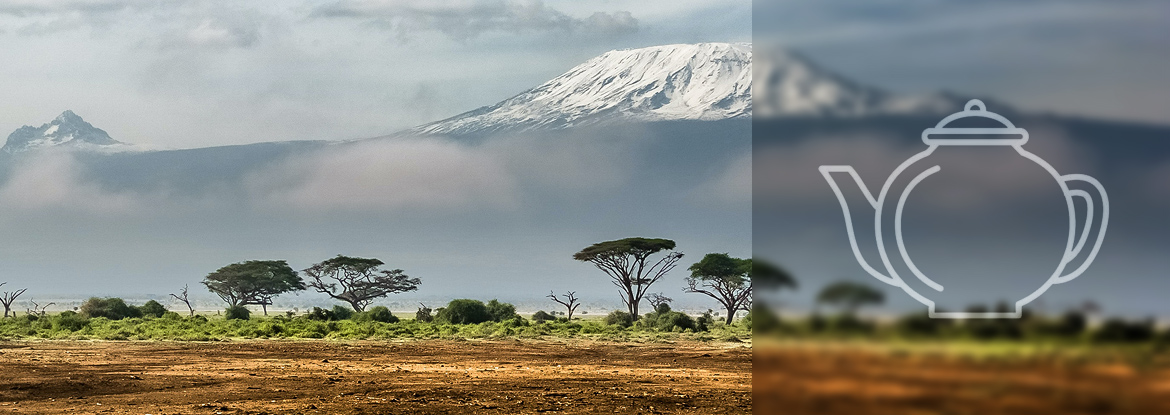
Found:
1093,318 -> 1154,343
437,299 -> 492,324
415,305 -> 434,322
830,314 -> 875,334
139,300 -> 168,318
604,310 -> 634,327
53,311 -> 89,332
696,310 -> 715,332
653,303 -> 672,314
486,299 -> 519,322
331,305 -> 354,320
162,311 -> 183,321
80,297 -> 143,320
504,316 -> 529,327
897,311 -> 946,336
225,305 -> 251,320
532,310 -> 555,323
307,307 -> 335,321
355,306 -> 398,323
639,307 -> 699,332
1054,311 -> 1088,337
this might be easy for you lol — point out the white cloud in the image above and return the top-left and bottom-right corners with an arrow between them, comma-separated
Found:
311,0 -> 639,41
244,139 -> 519,213
754,129 -> 1095,212
483,132 -> 636,193
0,151 -> 141,215
181,18 -> 261,49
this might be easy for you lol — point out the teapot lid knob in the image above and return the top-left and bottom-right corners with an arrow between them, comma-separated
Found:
964,99 -> 986,112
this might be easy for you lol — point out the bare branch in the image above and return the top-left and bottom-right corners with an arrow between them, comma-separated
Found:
169,284 -> 195,316
1,286 -> 29,318
547,291 -> 582,320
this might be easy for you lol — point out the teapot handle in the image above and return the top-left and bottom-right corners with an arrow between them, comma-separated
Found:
1052,174 -> 1109,284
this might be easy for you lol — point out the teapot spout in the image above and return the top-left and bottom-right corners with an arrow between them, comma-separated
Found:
818,166 -> 899,286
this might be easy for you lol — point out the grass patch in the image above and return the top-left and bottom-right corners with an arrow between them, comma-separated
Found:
0,312 -> 751,342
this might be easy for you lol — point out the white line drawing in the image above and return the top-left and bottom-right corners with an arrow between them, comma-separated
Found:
819,99 -> 1109,319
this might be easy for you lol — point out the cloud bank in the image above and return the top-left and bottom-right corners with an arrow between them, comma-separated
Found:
311,0 -> 638,41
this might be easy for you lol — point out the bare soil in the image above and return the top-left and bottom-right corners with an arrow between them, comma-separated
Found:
755,343 -> 1170,415
0,339 -> 751,414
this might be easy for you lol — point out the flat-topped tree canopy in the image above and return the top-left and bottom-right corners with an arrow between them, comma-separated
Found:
572,238 -> 677,261
202,260 -> 305,315
686,253 -> 753,324
304,255 -> 421,312
573,237 -> 683,320
752,259 -> 797,290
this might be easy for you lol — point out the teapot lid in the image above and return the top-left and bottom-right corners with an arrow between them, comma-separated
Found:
922,99 -> 1028,146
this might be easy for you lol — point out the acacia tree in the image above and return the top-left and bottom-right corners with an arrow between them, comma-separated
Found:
1,282 -> 27,318
202,260 -> 305,316
573,238 -> 683,320
304,255 -> 420,312
685,253 -> 754,324
170,284 -> 196,316
547,291 -> 581,320
646,293 -> 673,311
816,281 -> 884,316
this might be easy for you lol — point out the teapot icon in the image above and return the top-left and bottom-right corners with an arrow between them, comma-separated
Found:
819,100 -> 1108,318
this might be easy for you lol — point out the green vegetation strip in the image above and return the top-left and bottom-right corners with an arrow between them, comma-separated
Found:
0,312 -> 750,342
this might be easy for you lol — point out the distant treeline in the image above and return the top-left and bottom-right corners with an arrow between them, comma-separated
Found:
752,306 -> 1167,344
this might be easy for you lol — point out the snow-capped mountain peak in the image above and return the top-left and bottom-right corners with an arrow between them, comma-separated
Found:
752,44 -> 961,118
3,111 -> 129,154
410,42 -> 966,136
413,43 -> 753,136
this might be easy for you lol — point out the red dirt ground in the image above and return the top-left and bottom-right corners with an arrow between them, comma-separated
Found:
0,339 -> 751,414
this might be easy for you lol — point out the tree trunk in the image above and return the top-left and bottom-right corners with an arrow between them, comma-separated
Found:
2,306 -> 8,318
262,303 -> 268,316
350,301 -> 365,313
629,300 -> 640,321
725,306 -> 736,325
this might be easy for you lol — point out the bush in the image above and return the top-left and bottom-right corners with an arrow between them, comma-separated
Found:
332,305 -> 355,320
436,299 -> 492,324
139,300 -> 168,318
307,307 -> 335,321
1054,311 -> 1088,337
162,311 -> 183,321
532,310 -> 555,323
504,316 -> 529,327
416,305 -> 434,323
653,303 -> 672,314
355,306 -> 399,323
696,310 -> 715,332
80,297 -> 143,320
897,311 -> 947,336
225,305 -> 251,320
53,310 -> 89,331
831,314 -> 875,334
604,310 -> 634,327
639,307 -> 699,332
486,299 -> 519,322
1094,318 -> 1154,343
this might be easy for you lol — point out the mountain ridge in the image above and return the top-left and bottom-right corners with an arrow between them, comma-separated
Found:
2,110 -> 129,154
412,42 -> 753,136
